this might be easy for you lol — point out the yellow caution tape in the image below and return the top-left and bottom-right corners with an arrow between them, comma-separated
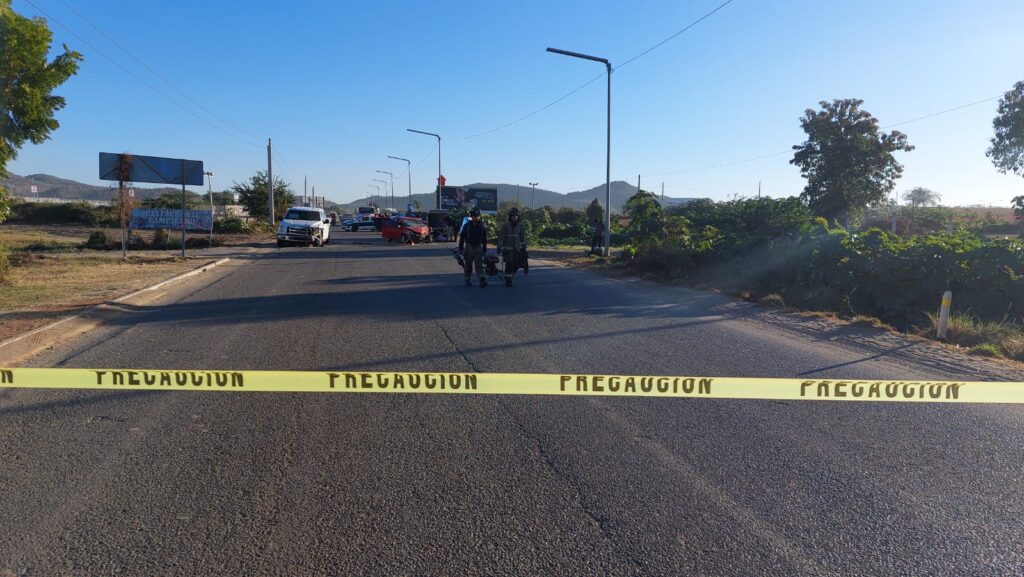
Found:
1,368 -> 1022,403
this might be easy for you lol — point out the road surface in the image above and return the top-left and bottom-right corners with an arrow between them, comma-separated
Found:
2,232 -> 1022,576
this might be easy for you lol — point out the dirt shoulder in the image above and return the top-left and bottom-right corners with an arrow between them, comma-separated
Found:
0,252 -> 218,342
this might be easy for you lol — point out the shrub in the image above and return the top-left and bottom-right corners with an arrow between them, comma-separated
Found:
152,228 -> 170,246
9,201 -> 115,226
85,230 -> 112,250
0,242 -> 10,285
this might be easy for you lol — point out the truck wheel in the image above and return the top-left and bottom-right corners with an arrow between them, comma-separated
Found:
350,225 -> 358,232
277,240 -> 285,248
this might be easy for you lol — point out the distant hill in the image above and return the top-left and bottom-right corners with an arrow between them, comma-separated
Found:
337,181 -> 698,213
1,173 -> 182,201
3,173 -> 699,211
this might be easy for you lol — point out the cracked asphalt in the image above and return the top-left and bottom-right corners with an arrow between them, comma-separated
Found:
1,232 -> 1023,576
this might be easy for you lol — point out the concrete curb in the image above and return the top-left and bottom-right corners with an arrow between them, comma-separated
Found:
0,257 -> 231,364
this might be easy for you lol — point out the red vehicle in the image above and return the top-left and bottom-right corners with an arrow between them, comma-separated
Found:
381,217 -> 431,244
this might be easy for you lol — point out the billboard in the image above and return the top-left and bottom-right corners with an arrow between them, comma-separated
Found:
439,186 -> 498,214
99,153 -> 204,186
130,208 -> 212,231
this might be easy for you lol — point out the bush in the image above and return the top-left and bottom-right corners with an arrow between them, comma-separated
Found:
214,216 -> 272,234
85,230 -> 112,250
9,201 -> 115,226
0,242 -> 10,285
152,228 -> 170,246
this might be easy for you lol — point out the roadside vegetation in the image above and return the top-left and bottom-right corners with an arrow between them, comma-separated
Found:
606,88 -> 1024,360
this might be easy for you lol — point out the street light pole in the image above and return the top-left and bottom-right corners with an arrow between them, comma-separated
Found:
368,185 -> 381,209
529,182 -> 538,210
407,129 -> 441,209
372,179 -> 388,211
547,47 -> 611,256
387,156 -> 412,209
376,170 -> 394,211
204,171 -> 214,246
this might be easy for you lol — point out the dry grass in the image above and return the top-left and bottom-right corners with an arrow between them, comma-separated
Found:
0,227 -> 86,251
850,315 -> 891,330
757,293 -> 786,307
0,253 -> 199,311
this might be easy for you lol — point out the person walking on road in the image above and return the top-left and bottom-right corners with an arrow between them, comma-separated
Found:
497,207 -> 527,287
459,207 -> 488,288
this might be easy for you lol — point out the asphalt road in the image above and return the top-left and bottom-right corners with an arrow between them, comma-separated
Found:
2,231 -> 1023,576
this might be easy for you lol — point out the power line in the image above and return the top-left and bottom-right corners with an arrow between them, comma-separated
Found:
53,0 -> 260,143
21,0 -> 261,148
617,0 -> 735,69
881,96 -> 1000,129
456,0 -> 735,141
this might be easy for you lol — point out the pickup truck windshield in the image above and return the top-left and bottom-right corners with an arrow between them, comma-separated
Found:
284,210 -> 321,221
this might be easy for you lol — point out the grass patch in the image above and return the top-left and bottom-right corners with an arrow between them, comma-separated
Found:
850,315 -> 890,330
930,312 -> 1015,347
0,228 -> 86,251
968,344 -> 1004,358
0,253 -> 200,311
757,293 -> 786,307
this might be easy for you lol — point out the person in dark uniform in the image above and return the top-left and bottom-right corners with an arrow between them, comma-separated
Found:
458,207 -> 488,287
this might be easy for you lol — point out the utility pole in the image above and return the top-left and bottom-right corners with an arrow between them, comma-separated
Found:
530,182 -> 538,210
304,174 -> 308,206
661,181 -> 664,203
267,139 -> 275,227
546,47 -> 612,256
205,171 -> 215,246
517,184 -> 520,205
637,174 -> 641,194
758,180 -> 761,198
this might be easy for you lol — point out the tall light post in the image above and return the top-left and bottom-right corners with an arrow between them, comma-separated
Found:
204,171 -> 214,246
376,170 -> 394,211
407,129 -> 441,209
372,179 -> 388,211
547,47 -> 611,256
368,184 -> 381,210
387,156 -> 411,209
529,182 -> 538,210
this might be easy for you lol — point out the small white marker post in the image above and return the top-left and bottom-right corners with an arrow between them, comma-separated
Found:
936,291 -> 953,339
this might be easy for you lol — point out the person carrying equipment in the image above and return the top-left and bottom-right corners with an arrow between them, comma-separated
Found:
458,207 -> 488,288
497,207 -> 527,286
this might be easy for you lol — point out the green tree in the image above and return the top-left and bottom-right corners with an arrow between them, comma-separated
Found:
791,98 -> 913,227
903,187 -> 941,209
231,170 -> 295,220
142,190 -> 204,209
987,80 -> 1024,178
585,198 -> 604,223
1,1 -> 82,280
1012,195 -> 1024,238
624,191 -> 665,243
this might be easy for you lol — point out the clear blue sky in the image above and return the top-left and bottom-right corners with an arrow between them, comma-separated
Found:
9,0 -> 1024,206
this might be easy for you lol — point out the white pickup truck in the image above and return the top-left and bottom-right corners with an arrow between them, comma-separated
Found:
277,207 -> 332,247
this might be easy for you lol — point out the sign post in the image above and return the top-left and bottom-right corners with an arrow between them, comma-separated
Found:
99,152 -> 203,258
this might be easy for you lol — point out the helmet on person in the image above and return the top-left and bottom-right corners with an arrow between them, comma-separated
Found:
470,207 -> 482,217
508,207 -> 520,221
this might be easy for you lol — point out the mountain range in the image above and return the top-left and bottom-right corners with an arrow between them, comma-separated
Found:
2,173 -> 698,211
338,181 -> 697,212
2,173 -> 184,201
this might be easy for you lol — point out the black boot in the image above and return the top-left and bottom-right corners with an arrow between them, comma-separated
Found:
479,276 -> 487,288
465,277 -> 472,287
505,276 -> 512,287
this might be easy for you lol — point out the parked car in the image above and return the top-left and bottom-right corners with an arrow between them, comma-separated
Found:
343,217 -> 379,232
382,217 -> 431,244
277,207 -> 332,247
